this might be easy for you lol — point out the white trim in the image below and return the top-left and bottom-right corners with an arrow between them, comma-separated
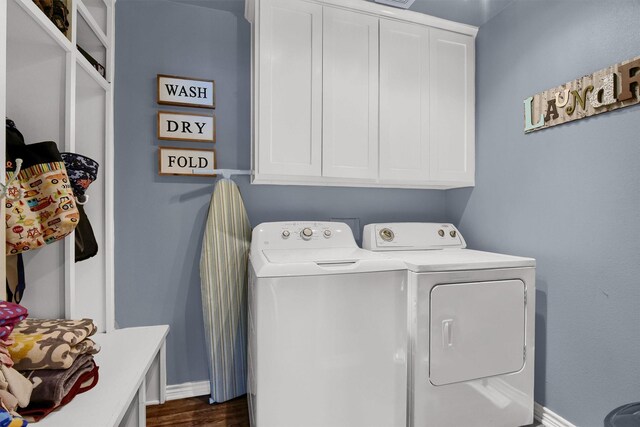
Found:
15,0 -> 74,52
535,402 -> 578,427
0,0 -> 6,302
304,0 -> 478,36
77,0 -> 109,48
253,174 -> 473,190
104,0 -> 116,333
146,380 -> 211,405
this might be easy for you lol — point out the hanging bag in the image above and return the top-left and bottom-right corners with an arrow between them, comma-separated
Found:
61,153 -> 99,262
5,128 -> 79,255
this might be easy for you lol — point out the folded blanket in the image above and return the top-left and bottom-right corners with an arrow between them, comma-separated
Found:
0,303 -> 28,340
0,390 -> 18,412
0,366 -> 32,408
22,354 -> 95,405
20,362 -> 98,422
0,346 -> 13,368
9,319 -> 99,371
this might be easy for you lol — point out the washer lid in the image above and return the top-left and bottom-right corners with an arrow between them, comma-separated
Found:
384,249 -> 535,272
263,247 -> 372,264
252,247 -> 406,277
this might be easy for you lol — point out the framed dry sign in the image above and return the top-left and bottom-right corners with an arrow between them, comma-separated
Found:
158,111 -> 216,142
158,147 -> 216,177
157,74 -> 215,109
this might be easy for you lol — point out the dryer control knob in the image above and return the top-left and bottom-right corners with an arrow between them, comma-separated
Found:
379,228 -> 394,242
438,229 -> 445,237
323,229 -> 332,238
282,230 -> 290,239
301,227 -> 313,240
449,230 -> 457,238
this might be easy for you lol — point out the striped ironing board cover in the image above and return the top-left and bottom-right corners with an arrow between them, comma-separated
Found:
200,179 -> 251,402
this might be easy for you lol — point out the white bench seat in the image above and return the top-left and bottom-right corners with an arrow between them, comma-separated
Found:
33,325 -> 169,427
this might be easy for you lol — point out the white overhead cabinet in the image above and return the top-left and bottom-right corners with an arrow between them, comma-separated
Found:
429,28 -> 475,184
249,0 -> 477,189
379,19 -> 431,183
257,0 -> 322,177
322,7 -> 379,180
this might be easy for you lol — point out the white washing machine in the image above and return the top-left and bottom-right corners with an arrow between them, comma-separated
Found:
363,223 -> 536,427
248,221 -> 408,427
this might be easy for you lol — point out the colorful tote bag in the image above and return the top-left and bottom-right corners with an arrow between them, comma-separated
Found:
5,139 -> 79,255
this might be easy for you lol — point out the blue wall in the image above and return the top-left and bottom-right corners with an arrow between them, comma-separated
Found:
116,2 -> 640,423
114,0 -> 447,386
447,1 -> 640,425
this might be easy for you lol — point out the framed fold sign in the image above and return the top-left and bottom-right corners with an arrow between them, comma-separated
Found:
157,74 -> 215,109
158,147 -> 217,177
158,111 -> 216,142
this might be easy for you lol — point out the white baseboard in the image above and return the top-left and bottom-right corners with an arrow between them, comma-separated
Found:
535,402 -> 577,427
146,380 -> 210,405
166,380 -> 211,401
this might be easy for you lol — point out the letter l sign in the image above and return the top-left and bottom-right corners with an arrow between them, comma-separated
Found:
524,96 -> 545,131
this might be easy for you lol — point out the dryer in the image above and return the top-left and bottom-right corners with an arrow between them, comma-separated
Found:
363,223 -> 536,427
248,221 -> 408,427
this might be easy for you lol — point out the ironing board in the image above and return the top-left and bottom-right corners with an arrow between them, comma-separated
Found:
199,179 -> 251,403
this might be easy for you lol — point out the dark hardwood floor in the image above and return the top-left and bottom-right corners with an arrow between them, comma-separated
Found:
146,396 -> 542,427
147,395 -> 250,427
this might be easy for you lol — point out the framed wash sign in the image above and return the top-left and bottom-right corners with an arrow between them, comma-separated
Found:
157,74 -> 215,109
158,147 -> 216,176
158,111 -> 216,142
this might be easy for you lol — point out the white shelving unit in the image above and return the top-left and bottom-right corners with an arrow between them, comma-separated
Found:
1,1 -> 167,425
4,0 -> 114,331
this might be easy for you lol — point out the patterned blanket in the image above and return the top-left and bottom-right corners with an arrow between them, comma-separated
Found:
8,319 -> 100,371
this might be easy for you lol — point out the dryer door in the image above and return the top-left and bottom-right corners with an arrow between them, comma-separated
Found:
429,280 -> 525,386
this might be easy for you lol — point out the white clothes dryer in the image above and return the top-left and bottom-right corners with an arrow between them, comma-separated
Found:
363,223 -> 536,427
248,222 -> 408,427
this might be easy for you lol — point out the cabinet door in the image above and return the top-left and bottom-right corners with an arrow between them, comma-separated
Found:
429,28 -> 475,184
379,20 -> 430,183
258,0 -> 322,177
322,7 -> 378,180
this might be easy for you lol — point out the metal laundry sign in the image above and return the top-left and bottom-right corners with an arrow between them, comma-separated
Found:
524,55 -> 640,133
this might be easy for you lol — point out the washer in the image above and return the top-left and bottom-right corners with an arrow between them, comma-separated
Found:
363,223 -> 536,427
248,221 -> 408,427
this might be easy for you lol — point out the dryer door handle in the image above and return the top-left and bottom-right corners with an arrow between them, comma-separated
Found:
442,319 -> 454,348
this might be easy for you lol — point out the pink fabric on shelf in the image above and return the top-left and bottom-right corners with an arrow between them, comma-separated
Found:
0,303 -> 28,340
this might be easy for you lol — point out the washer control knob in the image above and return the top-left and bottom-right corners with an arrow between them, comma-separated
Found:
379,228 -> 395,242
449,230 -> 457,238
438,229 -> 445,237
323,229 -> 332,238
282,230 -> 290,239
301,227 -> 314,240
